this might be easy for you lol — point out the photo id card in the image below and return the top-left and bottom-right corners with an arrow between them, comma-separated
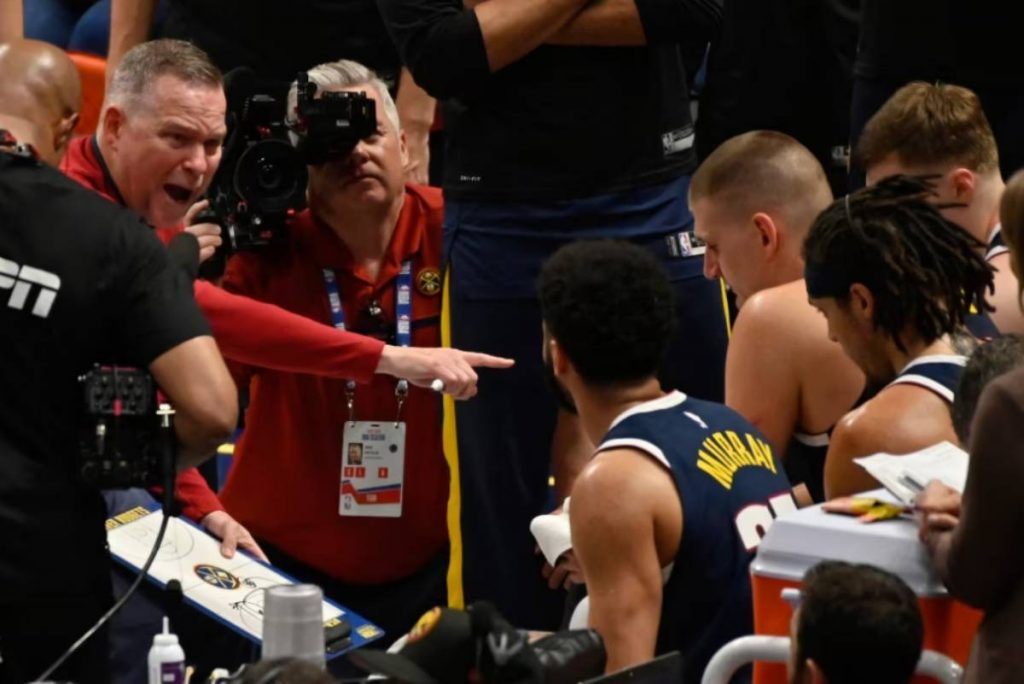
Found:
339,421 -> 406,518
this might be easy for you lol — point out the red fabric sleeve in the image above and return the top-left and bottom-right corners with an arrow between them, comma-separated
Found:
175,467 -> 225,521
193,281 -> 385,383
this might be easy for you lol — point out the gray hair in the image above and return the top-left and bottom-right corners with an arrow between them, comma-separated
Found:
286,59 -> 400,133
106,39 -> 222,110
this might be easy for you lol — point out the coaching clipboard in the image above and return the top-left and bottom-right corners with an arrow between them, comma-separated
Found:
106,504 -> 384,659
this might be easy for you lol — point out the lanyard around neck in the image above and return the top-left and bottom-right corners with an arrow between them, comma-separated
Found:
322,260 -> 413,423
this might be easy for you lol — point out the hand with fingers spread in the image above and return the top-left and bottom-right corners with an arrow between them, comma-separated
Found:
376,346 -> 514,400
184,199 -> 223,263
201,510 -> 269,561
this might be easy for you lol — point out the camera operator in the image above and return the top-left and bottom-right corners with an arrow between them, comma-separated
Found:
0,44 -> 237,684
218,59 -> 454,642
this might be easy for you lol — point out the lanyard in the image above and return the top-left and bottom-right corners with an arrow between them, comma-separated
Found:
323,260 -> 413,424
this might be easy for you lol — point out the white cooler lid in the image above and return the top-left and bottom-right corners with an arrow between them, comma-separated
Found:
752,489 -> 948,596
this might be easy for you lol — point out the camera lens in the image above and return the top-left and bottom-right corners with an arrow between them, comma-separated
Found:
234,139 -> 308,213
256,159 -> 284,193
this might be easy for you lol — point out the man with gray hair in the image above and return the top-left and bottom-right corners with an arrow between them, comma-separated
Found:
219,58 -> 456,640
62,37 -> 267,561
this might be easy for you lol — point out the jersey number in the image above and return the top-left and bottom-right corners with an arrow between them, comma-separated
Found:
734,493 -> 797,551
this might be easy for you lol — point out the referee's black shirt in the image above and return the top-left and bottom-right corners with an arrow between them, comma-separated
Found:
0,150 -> 210,605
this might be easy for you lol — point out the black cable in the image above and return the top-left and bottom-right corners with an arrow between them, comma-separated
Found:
36,402 -> 179,682
35,510 -> 170,681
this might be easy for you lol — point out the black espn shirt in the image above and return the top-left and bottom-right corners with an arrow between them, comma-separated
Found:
0,152 -> 210,603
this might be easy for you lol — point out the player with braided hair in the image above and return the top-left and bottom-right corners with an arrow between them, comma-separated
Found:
804,175 -> 995,498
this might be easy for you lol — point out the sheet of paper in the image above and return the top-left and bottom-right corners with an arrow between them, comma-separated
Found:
106,506 -> 384,655
854,441 -> 969,505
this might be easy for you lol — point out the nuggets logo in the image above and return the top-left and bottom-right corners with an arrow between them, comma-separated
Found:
194,564 -> 241,590
357,624 -> 383,639
407,607 -> 442,643
416,268 -> 442,296
696,430 -> 778,490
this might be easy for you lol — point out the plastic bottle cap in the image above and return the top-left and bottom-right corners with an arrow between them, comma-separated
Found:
153,616 -> 179,646
153,633 -> 179,646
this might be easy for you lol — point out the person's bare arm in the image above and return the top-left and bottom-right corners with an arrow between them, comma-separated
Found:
825,388 -> 960,499
0,0 -> 22,42
927,373 -> 1024,609
107,0 -> 158,84
571,449 -> 678,672
149,336 -> 238,471
547,0 -> 722,47
986,253 -> 1024,334
725,295 -> 801,455
823,412 -> 881,499
397,68 -> 435,185
547,0 -> 646,46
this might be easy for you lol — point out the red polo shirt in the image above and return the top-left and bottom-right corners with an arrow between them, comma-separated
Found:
220,185 -> 448,584
60,136 -> 387,521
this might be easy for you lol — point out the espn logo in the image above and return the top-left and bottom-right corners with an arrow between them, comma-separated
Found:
0,256 -> 60,318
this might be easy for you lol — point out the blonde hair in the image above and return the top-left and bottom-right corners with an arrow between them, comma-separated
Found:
690,130 -> 832,236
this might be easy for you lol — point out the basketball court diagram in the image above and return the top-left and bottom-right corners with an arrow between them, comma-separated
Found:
106,508 -> 353,643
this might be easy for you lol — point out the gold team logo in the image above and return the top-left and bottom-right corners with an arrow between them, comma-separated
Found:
194,564 -> 241,590
416,268 -> 442,296
407,607 -> 442,643
357,624 -> 383,639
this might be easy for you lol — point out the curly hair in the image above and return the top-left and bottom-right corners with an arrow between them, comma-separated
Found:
804,175 -> 994,351
538,240 -> 676,386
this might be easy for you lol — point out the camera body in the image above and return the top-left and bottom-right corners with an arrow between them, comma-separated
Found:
78,365 -> 164,489
291,71 -> 377,166
199,70 -> 377,276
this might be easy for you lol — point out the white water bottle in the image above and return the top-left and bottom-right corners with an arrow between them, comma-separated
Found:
148,617 -> 186,684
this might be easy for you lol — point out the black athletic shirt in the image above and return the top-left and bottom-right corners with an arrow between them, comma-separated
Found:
378,0 -> 722,201
163,0 -> 403,85
697,0 -> 859,174
0,150 -> 209,604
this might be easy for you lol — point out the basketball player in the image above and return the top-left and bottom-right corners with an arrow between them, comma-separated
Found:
539,240 -> 794,681
692,131 -> 864,501
804,176 -> 994,498
859,81 -> 1019,336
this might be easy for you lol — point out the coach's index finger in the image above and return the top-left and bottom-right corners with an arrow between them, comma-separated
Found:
459,351 -> 515,368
